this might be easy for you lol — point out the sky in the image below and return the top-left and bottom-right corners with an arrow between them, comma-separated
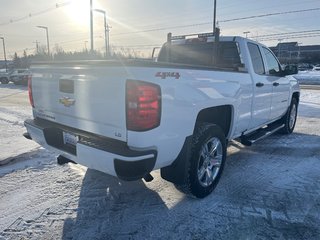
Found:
0,0 -> 319,59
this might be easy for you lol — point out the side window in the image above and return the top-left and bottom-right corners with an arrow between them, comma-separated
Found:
218,42 -> 242,67
247,43 -> 265,75
263,47 -> 281,75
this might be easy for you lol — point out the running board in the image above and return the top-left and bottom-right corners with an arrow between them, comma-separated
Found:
240,124 -> 284,146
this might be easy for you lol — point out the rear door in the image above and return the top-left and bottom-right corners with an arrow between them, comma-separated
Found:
247,42 -> 273,128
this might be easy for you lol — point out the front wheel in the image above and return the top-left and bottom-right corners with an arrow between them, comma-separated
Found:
279,98 -> 298,134
175,123 -> 227,198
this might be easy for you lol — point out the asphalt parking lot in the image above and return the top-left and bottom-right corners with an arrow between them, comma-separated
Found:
0,84 -> 319,240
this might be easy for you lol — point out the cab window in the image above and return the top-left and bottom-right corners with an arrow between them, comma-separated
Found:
158,41 -> 242,70
263,47 -> 281,75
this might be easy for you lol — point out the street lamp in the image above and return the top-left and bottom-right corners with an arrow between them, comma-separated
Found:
0,37 -> 7,71
94,9 -> 110,57
36,26 -> 50,56
243,31 -> 250,38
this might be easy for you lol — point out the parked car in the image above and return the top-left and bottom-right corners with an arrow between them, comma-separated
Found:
298,63 -> 313,71
10,69 -> 31,85
0,69 -> 10,84
312,64 -> 320,71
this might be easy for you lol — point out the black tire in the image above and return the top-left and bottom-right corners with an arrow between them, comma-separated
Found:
279,98 -> 298,134
57,155 -> 74,165
175,123 -> 227,198
0,77 -> 9,84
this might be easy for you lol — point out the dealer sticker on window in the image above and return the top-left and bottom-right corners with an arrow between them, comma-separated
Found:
63,131 -> 79,146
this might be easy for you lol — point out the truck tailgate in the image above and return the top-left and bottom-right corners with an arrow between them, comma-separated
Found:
31,64 -> 127,142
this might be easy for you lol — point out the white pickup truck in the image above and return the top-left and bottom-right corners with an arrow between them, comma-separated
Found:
24,32 -> 300,198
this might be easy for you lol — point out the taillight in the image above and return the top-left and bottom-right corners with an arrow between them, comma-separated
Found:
126,80 -> 161,131
28,75 -> 34,108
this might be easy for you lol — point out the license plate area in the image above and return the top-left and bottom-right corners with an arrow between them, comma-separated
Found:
59,79 -> 74,93
63,131 -> 79,147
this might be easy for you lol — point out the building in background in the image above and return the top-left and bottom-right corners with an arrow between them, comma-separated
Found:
270,42 -> 320,64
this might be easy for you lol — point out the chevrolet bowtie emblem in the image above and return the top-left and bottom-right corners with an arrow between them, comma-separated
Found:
59,97 -> 75,107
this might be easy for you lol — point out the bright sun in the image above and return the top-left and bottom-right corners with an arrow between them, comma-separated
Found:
64,0 -> 96,27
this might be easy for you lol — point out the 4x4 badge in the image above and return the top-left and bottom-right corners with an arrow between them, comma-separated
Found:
59,97 -> 75,107
155,72 -> 180,79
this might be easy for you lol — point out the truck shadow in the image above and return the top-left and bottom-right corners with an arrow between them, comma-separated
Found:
62,169 -> 171,240
61,132 -> 320,240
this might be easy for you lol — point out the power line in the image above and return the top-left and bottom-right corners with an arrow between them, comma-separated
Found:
111,7 -> 320,38
54,29 -> 320,49
258,29 -> 320,38
259,34 -> 320,42
220,7 -> 320,23
106,0 -> 318,31
3,3 -> 320,52
0,1 -> 71,26
112,22 -> 211,37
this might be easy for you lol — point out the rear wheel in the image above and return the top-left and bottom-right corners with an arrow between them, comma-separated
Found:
175,123 -> 226,198
279,98 -> 298,134
0,77 -> 9,84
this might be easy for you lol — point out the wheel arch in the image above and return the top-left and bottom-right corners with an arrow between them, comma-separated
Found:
194,105 -> 233,139
292,91 -> 300,103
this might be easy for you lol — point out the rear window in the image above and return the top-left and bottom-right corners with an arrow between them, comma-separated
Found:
158,41 -> 242,69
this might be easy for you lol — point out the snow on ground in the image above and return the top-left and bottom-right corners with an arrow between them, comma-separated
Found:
0,84 -> 319,240
294,71 -> 320,85
0,85 -> 40,164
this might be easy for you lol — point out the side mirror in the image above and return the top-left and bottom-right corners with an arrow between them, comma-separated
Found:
283,65 -> 298,76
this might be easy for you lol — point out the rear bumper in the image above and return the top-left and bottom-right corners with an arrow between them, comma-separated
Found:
24,119 -> 157,180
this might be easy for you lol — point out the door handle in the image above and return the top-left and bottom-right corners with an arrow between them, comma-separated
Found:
256,82 -> 264,88
273,82 -> 280,87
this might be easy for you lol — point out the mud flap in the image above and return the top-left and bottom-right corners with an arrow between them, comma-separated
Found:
160,136 -> 193,185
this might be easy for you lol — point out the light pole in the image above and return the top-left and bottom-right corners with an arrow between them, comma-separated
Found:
243,31 -> 250,38
94,9 -> 109,57
213,0 -> 217,33
90,0 -> 94,52
0,37 -> 7,71
37,26 -> 50,57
